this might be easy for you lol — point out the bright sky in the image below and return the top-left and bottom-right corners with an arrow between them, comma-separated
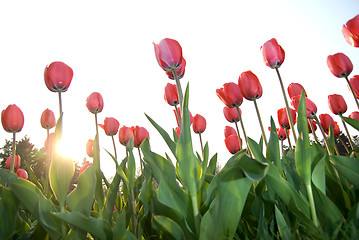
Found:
0,0 -> 358,178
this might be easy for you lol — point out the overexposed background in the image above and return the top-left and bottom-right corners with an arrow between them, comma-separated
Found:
0,0 -> 358,177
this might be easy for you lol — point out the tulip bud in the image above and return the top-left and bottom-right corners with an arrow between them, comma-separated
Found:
41,109 -> 56,130
319,114 -> 335,133
132,126 -> 149,148
308,119 -> 317,133
327,53 -> 353,78
342,15 -> 359,47
223,106 -> 240,123
260,38 -> 285,68
1,104 -> 24,133
277,108 -> 296,129
79,161 -> 92,175
192,114 -> 206,134
99,117 -> 120,136
86,92 -> 104,114
224,126 -> 237,139
118,126 -> 134,146
164,83 -> 179,106
328,94 -> 347,115
86,139 -> 94,157
349,75 -> 359,98
277,127 -> 287,140
238,71 -> 263,100
287,83 -> 306,100
16,169 -> 28,179
225,135 -> 241,154
153,38 -> 183,72
216,82 -> 243,108
5,155 -> 21,170
44,61 -> 73,92
291,96 -> 317,119
349,111 -> 359,121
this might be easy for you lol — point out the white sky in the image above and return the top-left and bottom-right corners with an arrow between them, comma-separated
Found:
0,0 -> 358,178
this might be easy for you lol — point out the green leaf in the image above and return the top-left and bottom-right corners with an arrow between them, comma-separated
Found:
54,212 -> 112,240
266,118 -> 281,172
247,138 -> 269,164
330,155 -> 359,188
127,138 -> 136,190
113,211 -> 137,240
275,206 -> 292,240
138,165 -> 153,216
104,168 -> 121,224
311,156 -> 326,194
342,116 -> 359,131
93,133 -> 104,212
154,215 -> 185,240
0,187 -> 18,240
67,164 -> 96,216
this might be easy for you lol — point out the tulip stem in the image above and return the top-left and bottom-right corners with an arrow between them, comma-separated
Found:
313,115 -> 332,155
275,68 -> 297,143
234,121 -> 243,148
174,106 -> 181,128
285,128 -> 292,150
308,120 -> 319,144
111,135 -> 118,161
235,106 -> 252,156
45,129 -> 51,194
138,148 -> 143,173
94,113 -> 101,171
339,114 -> 355,150
198,133 -> 204,160
10,132 -> 16,172
338,136 -> 350,154
253,99 -> 268,148
306,183 -> 319,228
345,76 -> 359,110
173,70 -> 184,120
58,92 -> 63,117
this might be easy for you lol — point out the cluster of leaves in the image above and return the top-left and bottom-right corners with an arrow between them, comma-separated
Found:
0,86 -> 359,239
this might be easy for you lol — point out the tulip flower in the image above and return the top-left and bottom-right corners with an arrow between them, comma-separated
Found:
132,126 -> 149,148
86,139 -> 94,158
225,135 -> 241,154
2,104 -> 24,133
5,155 -> 21,170
261,38 -> 285,68
238,71 -> 263,100
308,119 -> 317,133
319,114 -> 335,133
327,53 -> 353,78
224,126 -> 237,139
153,38 -> 183,72
16,169 -> 28,179
118,126 -> 134,146
332,122 -> 341,137
86,92 -> 104,114
41,109 -> 56,130
276,127 -> 287,140
174,107 -> 193,127
192,114 -> 206,134
216,82 -> 243,107
164,83 -> 179,106
223,106 -> 240,123
99,117 -> 120,136
342,15 -> 359,47
277,108 -> 297,129
328,94 -> 347,115
166,58 -> 186,80
79,161 -> 93,175
44,61 -> 73,92
291,96 -> 317,119
349,111 -> 359,121
349,75 -> 359,98
287,83 -> 306,100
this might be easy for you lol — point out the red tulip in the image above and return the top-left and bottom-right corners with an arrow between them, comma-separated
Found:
327,53 -> 353,78
174,107 -> 193,126
216,82 -> 243,107
224,126 -> 237,139
287,83 -> 306,100
86,139 -> 94,157
118,126 -> 134,146
175,127 -> 181,139
2,104 -> 24,133
238,71 -> 263,100
277,127 -> 287,140
16,169 -> 28,179
332,122 -> 341,137
153,38 -> 183,72
308,119 -> 317,133
277,108 -> 297,129
164,83 -> 179,106
192,114 -> 206,134
260,38 -> 285,68
225,135 -> 241,154
349,75 -> 359,98
86,92 -> 104,114
349,111 -> 359,121
166,58 -> 186,80
223,106 -> 240,123
99,117 -> 120,136
79,161 -> 92,175
5,155 -> 21,169
342,15 -> 359,47
291,96 -> 317,119
44,61 -> 73,92
328,94 -> 347,115
319,114 -> 335,133
41,109 -> 56,130
131,126 -> 149,148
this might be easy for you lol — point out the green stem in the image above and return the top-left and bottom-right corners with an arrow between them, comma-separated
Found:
253,99 -> 268,148
111,135 -> 118,162
308,120 -> 319,144
191,195 -> 200,236
45,129 -> 51,195
234,121 -> 243,148
285,128 -> 292,150
345,76 -> 359,110
94,113 -> 100,171
138,148 -> 143,173
235,106 -> 252,156
199,132 -> 204,160
306,184 -> 319,228
10,132 -> 16,172
131,189 -> 138,237
58,92 -> 63,117
338,136 -> 350,154
339,114 -> 355,150
173,70 -> 184,122
313,115 -> 332,155
174,106 -> 181,128
275,68 -> 298,142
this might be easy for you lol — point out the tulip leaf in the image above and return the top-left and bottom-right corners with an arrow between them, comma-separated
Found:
127,138 -> 136,190
104,167 -> 122,224
247,138 -> 269,164
0,187 -> 18,240
275,206 -> 292,240
66,164 -> 96,216
266,117 -> 281,172
311,155 -> 326,195
330,155 -> 359,188
113,211 -> 138,240
342,116 -> 359,131
93,133 -> 104,212
138,164 -> 154,216
153,215 -> 185,240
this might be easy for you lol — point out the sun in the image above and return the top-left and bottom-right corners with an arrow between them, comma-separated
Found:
56,136 -> 87,164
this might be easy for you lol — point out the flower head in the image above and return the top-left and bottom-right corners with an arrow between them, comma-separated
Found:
86,139 -> 94,157
131,126 -> 149,148
327,53 -> 353,78
5,155 -> 21,170
86,92 -> 104,114
153,38 -> 183,72
44,61 -> 73,92
261,38 -> 285,68
328,94 -> 347,115
238,71 -> 263,100
164,83 -> 179,106
118,126 -> 134,146
342,15 -> 359,47
99,117 -> 120,136
2,104 -> 24,133
319,114 -> 335,133
16,169 -> 28,179
216,82 -> 243,108
223,106 -> 240,123
79,161 -> 92,175
291,96 -> 317,119
287,83 -> 306,100
41,109 -> 56,130
277,108 -> 296,129
349,111 -> 359,121
225,135 -> 241,154
192,114 -> 206,134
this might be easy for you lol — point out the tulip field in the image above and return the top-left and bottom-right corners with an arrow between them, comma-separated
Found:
1,13 -> 359,240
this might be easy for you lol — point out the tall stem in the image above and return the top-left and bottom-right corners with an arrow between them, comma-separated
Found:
138,148 -> 143,172
174,106 -> 181,127
340,114 -> 355,150
306,184 -> 319,227
338,136 -> 350,154
345,76 -> 359,110
253,99 -> 268,148
173,70 -> 184,121
285,128 -> 292,150
45,129 -> 51,194
308,120 -> 319,144
313,115 -> 332,155
58,92 -> 63,116
234,121 -> 243,148
10,132 -> 16,172
130,189 -> 138,237
235,106 -> 252,156
198,133 -> 204,160
275,68 -> 297,142
111,135 -> 118,161
94,113 -> 101,170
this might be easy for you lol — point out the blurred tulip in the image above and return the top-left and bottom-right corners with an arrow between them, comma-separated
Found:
225,135 -> 241,154
342,15 -> 359,47
166,58 -> 186,80
164,83 -> 179,106
41,109 -> 56,130
5,155 -> 21,170
328,94 -> 347,115
308,119 -> 318,133
216,82 -> 243,107
224,126 -> 237,139
79,161 -> 92,175
153,38 -> 183,72
261,38 -> 285,68
327,53 -> 353,78
16,169 -> 28,179
277,127 -> 287,140
349,111 -> 359,121
319,114 -> 335,133
44,61 -> 73,92
287,83 -> 306,100
99,117 -> 120,136
132,126 -> 149,148
86,92 -> 104,114
238,71 -> 263,100
118,126 -> 134,146
86,139 -> 94,157
192,114 -> 206,134
277,108 -> 297,129
1,104 -> 24,133
349,75 -> 359,98
291,96 -> 317,119
223,106 -> 240,123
